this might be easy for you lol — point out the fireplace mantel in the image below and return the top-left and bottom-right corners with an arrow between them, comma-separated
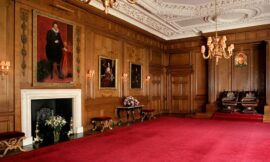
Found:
21,89 -> 83,146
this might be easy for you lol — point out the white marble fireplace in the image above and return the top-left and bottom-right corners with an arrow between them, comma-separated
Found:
21,89 -> 83,146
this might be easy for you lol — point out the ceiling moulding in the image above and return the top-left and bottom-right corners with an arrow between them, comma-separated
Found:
82,0 -> 270,40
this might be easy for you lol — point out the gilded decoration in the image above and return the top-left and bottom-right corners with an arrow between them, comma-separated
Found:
20,9 -> 29,76
234,51 -> 248,67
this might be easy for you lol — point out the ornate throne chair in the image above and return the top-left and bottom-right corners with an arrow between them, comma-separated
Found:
241,91 -> 259,114
221,91 -> 239,112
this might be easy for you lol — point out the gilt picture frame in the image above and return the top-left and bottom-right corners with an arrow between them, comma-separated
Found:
33,10 -> 77,87
130,63 -> 142,89
99,56 -> 118,89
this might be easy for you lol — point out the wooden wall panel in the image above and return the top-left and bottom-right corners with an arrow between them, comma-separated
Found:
171,75 -> 191,113
192,51 -> 207,112
207,42 -> 266,111
216,59 -> 231,92
169,53 -> 190,66
1,0 -> 165,132
149,50 -> 165,114
231,49 -> 251,91
149,74 -> 162,113
0,116 -> 14,132
0,0 -> 14,132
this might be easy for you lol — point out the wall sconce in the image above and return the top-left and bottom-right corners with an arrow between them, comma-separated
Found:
86,70 -> 95,98
146,75 -> 151,82
86,70 -> 95,80
0,61 -> 10,80
122,73 -> 128,81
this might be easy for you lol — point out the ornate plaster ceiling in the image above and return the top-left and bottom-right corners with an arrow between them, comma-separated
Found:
85,0 -> 270,40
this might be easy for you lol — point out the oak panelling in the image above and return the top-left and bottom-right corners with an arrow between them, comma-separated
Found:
192,50 -> 207,112
216,58 -> 231,93
124,43 -> 149,97
93,33 -> 122,98
8,0 -> 165,132
86,96 -> 148,122
169,53 -> 190,66
0,115 -> 14,132
148,49 -> 165,113
150,50 -> 162,65
148,74 -> 162,113
194,95 -> 207,112
207,42 -> 266,108
194,52 -> 207,96
231,48 -> 251,91
171,75 -> 191,113
0,0 -> 14,132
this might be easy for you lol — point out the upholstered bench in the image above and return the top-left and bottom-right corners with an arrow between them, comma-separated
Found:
141,109 -> 155,122
91,117 -> 113,132
0,131 -> 26,157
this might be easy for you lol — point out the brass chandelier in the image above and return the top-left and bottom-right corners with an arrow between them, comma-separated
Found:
201,0 -> 234,65
81,0 -> 138,14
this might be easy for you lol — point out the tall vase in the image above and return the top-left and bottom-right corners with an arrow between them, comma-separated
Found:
53,130 -> 60,143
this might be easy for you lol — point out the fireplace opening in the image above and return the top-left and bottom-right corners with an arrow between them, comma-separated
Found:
31,98 -> 72,144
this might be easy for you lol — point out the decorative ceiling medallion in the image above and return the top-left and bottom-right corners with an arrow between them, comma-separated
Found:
206,8 -> 260,24
84,0 -> 270,40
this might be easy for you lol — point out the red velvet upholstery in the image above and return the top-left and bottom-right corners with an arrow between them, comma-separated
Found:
0,132 -> 25,141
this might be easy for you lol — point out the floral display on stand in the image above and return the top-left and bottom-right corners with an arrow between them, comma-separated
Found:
123,96 -> 140,107
45,115 -> 67,143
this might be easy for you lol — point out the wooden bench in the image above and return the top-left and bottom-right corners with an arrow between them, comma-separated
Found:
91,117 -> 113,132
0,131 -> 26,157
141,109 -> 156,122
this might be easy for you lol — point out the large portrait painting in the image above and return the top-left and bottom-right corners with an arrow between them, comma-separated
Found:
99,56 -> 117,89
130,63 -> 142,89
33,10 -> 76,86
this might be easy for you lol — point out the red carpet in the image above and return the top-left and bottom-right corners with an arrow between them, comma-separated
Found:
212,112 -> 263,122
2,117 -> 270,162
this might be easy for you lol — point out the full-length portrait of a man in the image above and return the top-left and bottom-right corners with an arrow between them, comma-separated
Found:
46,22 -> 64,79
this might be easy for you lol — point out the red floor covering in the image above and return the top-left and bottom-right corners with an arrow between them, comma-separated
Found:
212,112 -> 263,122
2,117 -> 270,162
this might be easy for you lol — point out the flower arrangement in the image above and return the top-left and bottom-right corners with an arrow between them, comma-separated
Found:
45,115 -> 67,131
123,96 -> 140,107
45,115 -> 67,142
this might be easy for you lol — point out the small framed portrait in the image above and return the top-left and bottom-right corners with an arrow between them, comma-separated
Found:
130,63 -> 142,89
99,56 -> 117,89
33,10 -> 77,87
234,51 -> 247,67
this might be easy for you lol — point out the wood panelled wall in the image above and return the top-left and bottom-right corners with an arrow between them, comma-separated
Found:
0,0 -> 14,132
166,48 -> 207,114
0,0 -> 166,132
166,25 -> 270,114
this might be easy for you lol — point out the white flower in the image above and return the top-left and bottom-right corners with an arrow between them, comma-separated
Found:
45,115 -> 67,130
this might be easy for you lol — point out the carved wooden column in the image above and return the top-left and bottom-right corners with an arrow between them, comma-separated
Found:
206,59 -> 218,114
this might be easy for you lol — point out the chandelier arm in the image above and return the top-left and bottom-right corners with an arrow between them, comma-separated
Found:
223,51 -> 232,59
202,52 -> 211,59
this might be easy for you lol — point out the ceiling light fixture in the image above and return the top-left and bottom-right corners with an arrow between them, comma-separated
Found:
201,0 -> 234,65
81,0 -> 138,14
